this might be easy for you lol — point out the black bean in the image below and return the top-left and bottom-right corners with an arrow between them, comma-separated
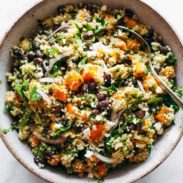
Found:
128,124 -> 135,131
143,29 -> 154,44
34,156 -> 45,166
104,72 -> 112,86
13,48 -> 23,58
57,5 -> 65,14
60,26 -> 69,33
160,46 -> 169,55
92,109 -> 100,115
97,93 -> 107,101
45,149 -> 54,158
125,9 -> 134,18
22,55 -> 28,60
80,84 -> 89,93
37,19 -> 49,30
86,3 -> 98,15
97,100 -> 109,110
27,51 -> 36,60
34,57 -> 43,64
32,41 -> 40,50
88,81 -> 98,91
123,56 -> 132,64
136,110 -> 145,118
117,17 -> 125,26
54,107 -> 62,114
83,32 -> 94,40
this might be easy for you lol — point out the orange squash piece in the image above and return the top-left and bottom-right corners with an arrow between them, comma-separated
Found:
115,40 -> 127,51
81,64 -> 102,83
66,103 -> 89,121
97,164 -> 108,178
29,134 -> 40,148
133,61 -> 146,78
64,70 -> 83,91
126,39 -> 140,51
124,17 -> 137,28
89,124 -> 106,142
47,155 -> 61,166
155,106 -> 173,126
160,66 -> 175,79
52,83 -> 68,103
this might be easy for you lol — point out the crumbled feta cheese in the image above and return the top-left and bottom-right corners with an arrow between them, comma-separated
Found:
85,150 -> 94,158
83,128 -> 90,138
154,122 -> 163,135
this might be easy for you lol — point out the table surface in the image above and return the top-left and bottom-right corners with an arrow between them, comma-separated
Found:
0,0 -> 183,182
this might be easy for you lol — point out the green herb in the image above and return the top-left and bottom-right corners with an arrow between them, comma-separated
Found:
15,84 -> 25,99
32,143 -> 48,167
50,56 -> 68,74
2,124 -> 17,134
2,127 -> 13,134
173,86 -> 183,97
74,23 -> 82,38
100,19 -> 105,26
94,27 -> 104,35
52,125 -> 71,139
164,94 -> 179,112
30,86 -> 42,101
103,85 -> 118,93
148,97 -> 163,104
46,47 -> 59,57
86,23 -> 92,31
166,55 -> 176,65
78,56 -> 88,69
0,80 -> 2,84
4,105 -> 12,112
19,109 -> 33,127
97,179 -> 104,183
22,80 -> 30,91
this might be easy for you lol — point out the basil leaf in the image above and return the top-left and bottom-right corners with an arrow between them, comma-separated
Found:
30,86 -> 41,101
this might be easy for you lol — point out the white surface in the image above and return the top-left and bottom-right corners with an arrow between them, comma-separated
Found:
0,0 -> 183,183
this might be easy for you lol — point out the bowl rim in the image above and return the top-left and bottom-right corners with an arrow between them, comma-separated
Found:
0,0 -> 183,183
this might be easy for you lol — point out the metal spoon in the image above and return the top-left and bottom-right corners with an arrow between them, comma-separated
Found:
118,26 -> 183,110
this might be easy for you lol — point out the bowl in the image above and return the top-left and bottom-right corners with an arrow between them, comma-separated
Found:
0,0 -> 183,182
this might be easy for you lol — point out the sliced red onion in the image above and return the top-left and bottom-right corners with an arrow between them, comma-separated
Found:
47,26 -> 69,39
40,77 -> 55,83
93,152 -> 117,164
137,80 -> 145,92
36,88 -> 51,105
48,52 -> 70,71
33,132 -> 65,145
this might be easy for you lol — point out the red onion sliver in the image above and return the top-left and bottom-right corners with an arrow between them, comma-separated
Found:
36,88 -> 51,105
33,132 -> 65,145
40,77 -> 55,83
48,52 -> 70,71
93,152 -> 117,164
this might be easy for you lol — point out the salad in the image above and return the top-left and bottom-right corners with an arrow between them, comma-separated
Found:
5,3 -> 181,180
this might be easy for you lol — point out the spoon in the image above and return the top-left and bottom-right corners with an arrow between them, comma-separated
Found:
118,26 -> 183,110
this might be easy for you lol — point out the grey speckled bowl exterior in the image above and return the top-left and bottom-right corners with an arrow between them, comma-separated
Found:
0,0 -> 183,183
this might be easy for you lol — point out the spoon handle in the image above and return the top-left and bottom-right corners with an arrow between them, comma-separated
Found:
150,64 -> 183,110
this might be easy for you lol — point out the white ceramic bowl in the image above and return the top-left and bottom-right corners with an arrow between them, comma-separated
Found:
0,0 -> 183,182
